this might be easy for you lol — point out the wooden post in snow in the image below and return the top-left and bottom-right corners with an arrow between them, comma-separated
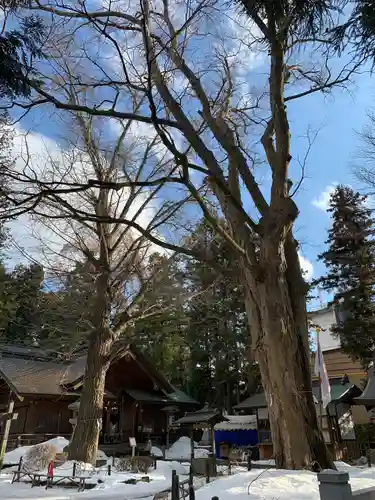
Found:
210,425 -> 216,476
190,428 -> 195,463
0,393 -> 17,469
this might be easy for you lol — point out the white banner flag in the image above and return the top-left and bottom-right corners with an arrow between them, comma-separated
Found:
314,331 -> 331,408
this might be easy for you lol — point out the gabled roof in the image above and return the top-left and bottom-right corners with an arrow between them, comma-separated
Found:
215,415 -> 257,431
173,408 -> 227,426
233,392 -> 267,410
62,345 -> 174,394
125,388 -> 170,404
0,345 -> 196,406
0,355 -> 73,399
169,388 -> 199,405
234,379 -> 362,411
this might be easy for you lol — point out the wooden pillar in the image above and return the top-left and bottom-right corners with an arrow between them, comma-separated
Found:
57,411 -> 61,435
210,425 -> 216,474
166,412 -> 170,449
105,405 -> 111,436
132,405 -> 137,437
190,427 -> 195,463
255,409 -> 259,442
22,403 -> 29,434
0,393 -> 15,468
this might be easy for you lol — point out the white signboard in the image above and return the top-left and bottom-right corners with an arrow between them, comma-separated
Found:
129,437 -> 137,448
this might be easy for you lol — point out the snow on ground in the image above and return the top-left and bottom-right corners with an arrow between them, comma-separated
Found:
2,437 -> 374,500
152,437 -> 210,460
3,460 -> 375,500
3,462 -> 375,500
0,459 -> 191,500
195,464 -> 375,500
4,436 -> 205,467
3,438 -> 70,465
3,440 -> 108,469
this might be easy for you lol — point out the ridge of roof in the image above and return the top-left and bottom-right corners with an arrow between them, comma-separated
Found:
234,380 -> 362,410
0,344 -> 191,402
61,345 -> 174,394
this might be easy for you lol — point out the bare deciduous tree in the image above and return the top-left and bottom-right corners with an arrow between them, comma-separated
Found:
5,87 -> 199,462
2,0 -> 365,468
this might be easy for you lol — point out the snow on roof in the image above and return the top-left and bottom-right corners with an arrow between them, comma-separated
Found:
215,415 -> 257,431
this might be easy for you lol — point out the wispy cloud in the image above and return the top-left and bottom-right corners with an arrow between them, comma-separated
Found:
298,253 -> 313,280
311,183 -> 337,211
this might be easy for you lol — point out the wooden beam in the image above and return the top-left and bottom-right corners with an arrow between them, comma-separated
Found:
190,428 -> 195,462
0,412 -> 18,423
0,371 -> 23,401
0,394 -> 15,468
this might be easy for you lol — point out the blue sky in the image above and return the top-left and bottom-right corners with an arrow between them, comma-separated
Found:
7,4 -> 375,309
288,63 -> 373,299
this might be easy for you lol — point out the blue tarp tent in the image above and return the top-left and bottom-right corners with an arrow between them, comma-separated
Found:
214,415 -> 258,458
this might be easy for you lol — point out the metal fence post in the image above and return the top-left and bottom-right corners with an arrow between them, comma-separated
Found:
189,464 -> 195,500
247,453 -> 252,471
317,471 -> 352,500
172,472 -> 180,500
205,459 -> 210,484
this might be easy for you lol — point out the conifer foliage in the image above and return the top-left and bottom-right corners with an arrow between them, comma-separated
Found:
315,185 -> 375,364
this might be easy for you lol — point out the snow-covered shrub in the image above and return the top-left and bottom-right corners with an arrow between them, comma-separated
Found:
115,456 -> 153,473
24,443 -> 57,471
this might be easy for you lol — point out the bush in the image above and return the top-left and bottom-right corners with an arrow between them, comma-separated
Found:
115,456 -> 153,473
24,443 -> 57,471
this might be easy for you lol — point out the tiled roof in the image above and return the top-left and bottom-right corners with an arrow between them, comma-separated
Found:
125,388 -> 170,404
234,380 -> 361,410
169,388 -> 199,405
0,356 -> 73,396
174,408 -> 226,425
0,345 -> 197,407
233,392 -> 267,410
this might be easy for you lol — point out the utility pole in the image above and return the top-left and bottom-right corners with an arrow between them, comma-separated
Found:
0,392 -> 17,469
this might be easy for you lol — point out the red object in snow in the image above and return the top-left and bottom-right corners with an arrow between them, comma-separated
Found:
47,461 -> 54,478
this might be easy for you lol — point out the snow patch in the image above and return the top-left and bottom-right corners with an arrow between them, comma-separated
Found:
3,438 -> 108,467
164,437 -> 210,460
151,446 -> 163,458
3,437 -> 70,465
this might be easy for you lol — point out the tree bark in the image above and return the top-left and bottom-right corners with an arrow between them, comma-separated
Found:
67,335 -> 111,463
242,236 -> 334,470
68,267 -> 113,464
140,1 -> 333,469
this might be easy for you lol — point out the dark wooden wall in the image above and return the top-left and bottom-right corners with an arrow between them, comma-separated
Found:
9,397 -> 72,435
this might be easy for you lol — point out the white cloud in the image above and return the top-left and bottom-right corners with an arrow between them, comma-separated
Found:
311,184 -> 337,211
298,253 -> 314,280
6,126 -> 171,274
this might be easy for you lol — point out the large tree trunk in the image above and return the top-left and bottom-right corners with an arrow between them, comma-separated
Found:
68,268 -> 113,464
68,334 -> 111,463
242,236 -> 334,470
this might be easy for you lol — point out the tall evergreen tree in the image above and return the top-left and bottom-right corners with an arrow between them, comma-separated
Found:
183,220 -> 257,410
134,253 -> 188,387
0,3 -> 45,97
31,260 -> 96,356
315,185 -> 375,364
1,262 -> 44,344
134,221 -> 260,408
